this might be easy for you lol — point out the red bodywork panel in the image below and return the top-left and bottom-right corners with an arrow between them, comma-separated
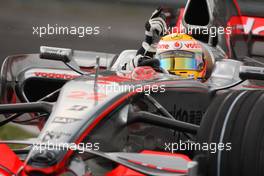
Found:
0,144 -> 192,176
0,144 -> 23,176
240,16 -> 264,36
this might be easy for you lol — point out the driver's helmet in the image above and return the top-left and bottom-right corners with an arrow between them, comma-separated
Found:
155,33 -> 207,80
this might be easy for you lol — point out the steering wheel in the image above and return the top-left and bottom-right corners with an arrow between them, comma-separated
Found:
138,58 -> 169,74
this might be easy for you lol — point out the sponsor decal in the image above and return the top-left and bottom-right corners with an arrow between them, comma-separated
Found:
158,41 -> 201,51
241,17 -> 264,36
52,116 -> 82,124
42,130 -> 72,141
184,42 -> 201,49
34,72 -> 79,80
174,42 -> 182,49
172,107 -> 204,124
68,105 -> 89,111
230,16 -> 264,36
67,90 -> 107,101
157,43 -> 169,50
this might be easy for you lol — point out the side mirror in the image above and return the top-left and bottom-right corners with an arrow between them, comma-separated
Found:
239,65 -> 264,80
39,46 -> 86,75
40,46 -> 72,63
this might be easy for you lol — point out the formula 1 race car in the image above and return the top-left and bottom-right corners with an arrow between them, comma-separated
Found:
0,0 -> 264,176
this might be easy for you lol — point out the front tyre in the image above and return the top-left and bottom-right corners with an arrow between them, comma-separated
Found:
196,90 -> 264,176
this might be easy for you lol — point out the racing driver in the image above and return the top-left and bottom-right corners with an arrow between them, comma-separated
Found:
121,8 -> 209,81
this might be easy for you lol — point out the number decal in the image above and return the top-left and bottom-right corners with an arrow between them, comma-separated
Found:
68,105 -> 88,111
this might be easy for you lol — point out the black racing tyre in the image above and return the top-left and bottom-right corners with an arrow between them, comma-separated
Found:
196,90 -> 264,176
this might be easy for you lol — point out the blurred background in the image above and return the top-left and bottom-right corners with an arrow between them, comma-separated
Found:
0,0 -> 186,65
0,0 -> 260,64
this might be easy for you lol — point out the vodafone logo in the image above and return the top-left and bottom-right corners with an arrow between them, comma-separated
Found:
174,42 -> 182,49
158,41 -> 201,51
184,42 -> 201,49
34,72 -> 79,80
158,41 -> 183,50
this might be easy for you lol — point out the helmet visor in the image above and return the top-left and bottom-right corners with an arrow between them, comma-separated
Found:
158,50 -> 203,71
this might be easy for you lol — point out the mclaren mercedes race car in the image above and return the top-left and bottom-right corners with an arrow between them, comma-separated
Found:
0,0 -> 264,176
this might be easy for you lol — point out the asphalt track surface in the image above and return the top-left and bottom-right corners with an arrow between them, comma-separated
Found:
0,0 -> 163,65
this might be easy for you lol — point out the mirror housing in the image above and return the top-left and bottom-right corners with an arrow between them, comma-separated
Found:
40,46 -> 72,63
239,65 -> 264,80
39,46 -> 86,75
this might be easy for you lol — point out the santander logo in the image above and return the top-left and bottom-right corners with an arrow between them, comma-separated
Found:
241,17 -> 264,36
